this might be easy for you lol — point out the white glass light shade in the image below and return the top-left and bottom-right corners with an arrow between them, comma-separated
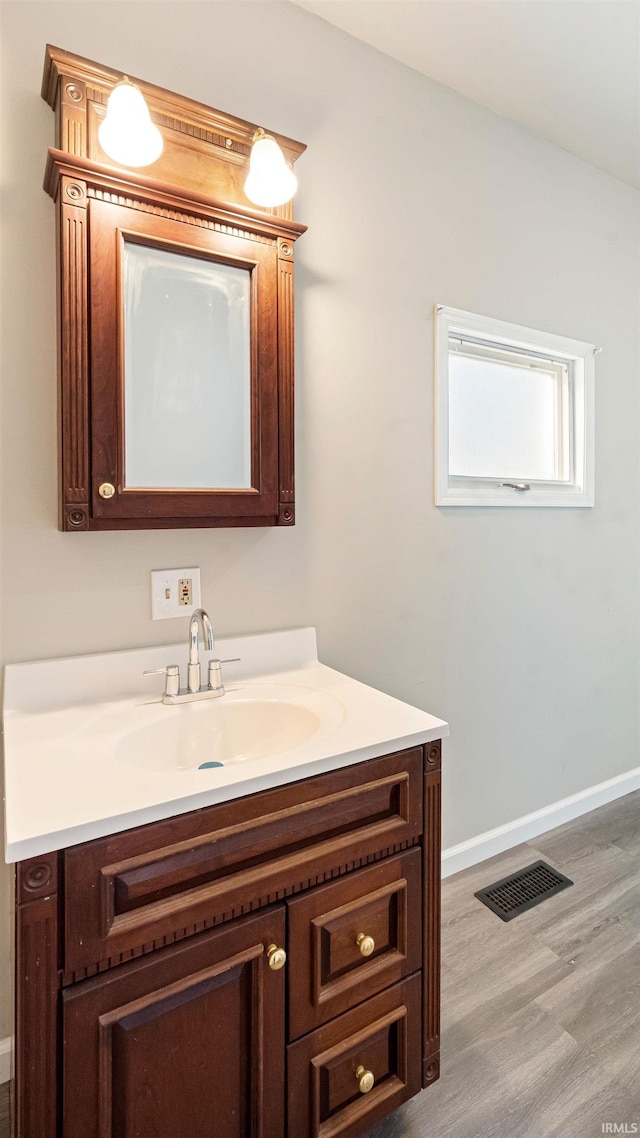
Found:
98,80 -> 163,168
244,131 -> 297,207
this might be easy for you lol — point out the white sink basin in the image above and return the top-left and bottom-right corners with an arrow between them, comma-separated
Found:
114,683 -> 346,774
3,628 -> 448,861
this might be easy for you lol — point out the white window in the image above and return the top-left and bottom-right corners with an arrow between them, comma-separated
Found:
434,306 -> 595,507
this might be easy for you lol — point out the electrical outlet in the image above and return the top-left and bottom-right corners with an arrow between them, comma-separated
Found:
151,568 -> 201,620
178,578 -> 192,607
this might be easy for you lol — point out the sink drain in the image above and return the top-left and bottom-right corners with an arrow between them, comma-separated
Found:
198,761 -> 224,769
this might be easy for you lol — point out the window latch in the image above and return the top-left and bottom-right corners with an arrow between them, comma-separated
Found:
498,482 -> 531,492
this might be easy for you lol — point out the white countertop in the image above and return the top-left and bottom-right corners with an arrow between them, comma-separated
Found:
2,627 -> 448,862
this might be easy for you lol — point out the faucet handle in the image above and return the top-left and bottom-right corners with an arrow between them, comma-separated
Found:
207,657 -> 241,694
143,664 -> 180,697
208,659 -> 222,691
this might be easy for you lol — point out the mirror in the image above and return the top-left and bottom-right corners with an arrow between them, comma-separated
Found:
123,241 -> 252,490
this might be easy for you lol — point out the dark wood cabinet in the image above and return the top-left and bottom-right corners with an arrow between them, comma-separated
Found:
15,742 -> 442,1137
42,46 -> 305,531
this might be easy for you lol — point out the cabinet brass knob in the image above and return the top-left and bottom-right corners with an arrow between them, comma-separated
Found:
356,932 -> 375,957
98,482 -> 116,499
355,1065 -> 375,1094
266,943 -> 287,971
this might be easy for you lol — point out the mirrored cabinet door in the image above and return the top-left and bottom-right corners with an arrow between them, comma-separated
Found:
89,201 -> 279,526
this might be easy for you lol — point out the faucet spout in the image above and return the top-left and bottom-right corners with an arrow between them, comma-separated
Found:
187,608 -> 214,692
146,607 -> 239,704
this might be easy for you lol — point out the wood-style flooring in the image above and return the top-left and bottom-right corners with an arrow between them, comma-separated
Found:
0,789 -> 638,1138
362,788 -> 640,1138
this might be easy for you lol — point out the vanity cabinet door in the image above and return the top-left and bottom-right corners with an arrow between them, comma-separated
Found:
62,906 -> 285,1138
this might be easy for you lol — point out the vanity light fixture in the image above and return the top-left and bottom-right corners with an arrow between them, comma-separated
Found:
244,128 -> 298,207
98,77 -> 163,167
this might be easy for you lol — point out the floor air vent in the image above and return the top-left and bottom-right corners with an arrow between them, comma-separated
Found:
474,860 -> 573,922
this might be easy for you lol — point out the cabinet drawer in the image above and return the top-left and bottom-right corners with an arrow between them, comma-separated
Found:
287,974 -> 422,1138
63,747 -> 424,975
288,849 -> 422,1040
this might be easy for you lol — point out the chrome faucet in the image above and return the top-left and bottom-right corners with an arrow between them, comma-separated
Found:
187,608 -> 214,693
144,606 -> 240,704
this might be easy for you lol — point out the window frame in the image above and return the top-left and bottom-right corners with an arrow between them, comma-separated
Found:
434,305 -> 596,508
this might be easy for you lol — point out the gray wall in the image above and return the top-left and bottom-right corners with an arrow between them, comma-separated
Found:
1,0 -> 638,1042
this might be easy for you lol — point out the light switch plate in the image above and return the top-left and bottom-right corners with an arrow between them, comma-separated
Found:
151,567 -> 201,620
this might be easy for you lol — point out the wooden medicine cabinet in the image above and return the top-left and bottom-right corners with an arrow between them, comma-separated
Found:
42,46 -> 306,530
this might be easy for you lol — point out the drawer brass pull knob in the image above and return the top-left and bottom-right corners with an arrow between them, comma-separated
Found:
266,943 -> 287,971
356,932 -> 375,957
98,482 -> 116,499
355,1065 -> 375,1094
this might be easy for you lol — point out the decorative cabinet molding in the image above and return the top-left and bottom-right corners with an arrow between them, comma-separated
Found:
15,853 -> 61,1137
423,739 -> 442,1084
15,744 -> 442,1137
42,46 -> 306,531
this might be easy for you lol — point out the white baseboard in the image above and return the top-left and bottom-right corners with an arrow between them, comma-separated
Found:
0,1035 -> 12,1084
441,765 -> 640,879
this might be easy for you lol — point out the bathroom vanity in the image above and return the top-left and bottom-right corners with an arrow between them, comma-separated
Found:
4,629 -> 447,1137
